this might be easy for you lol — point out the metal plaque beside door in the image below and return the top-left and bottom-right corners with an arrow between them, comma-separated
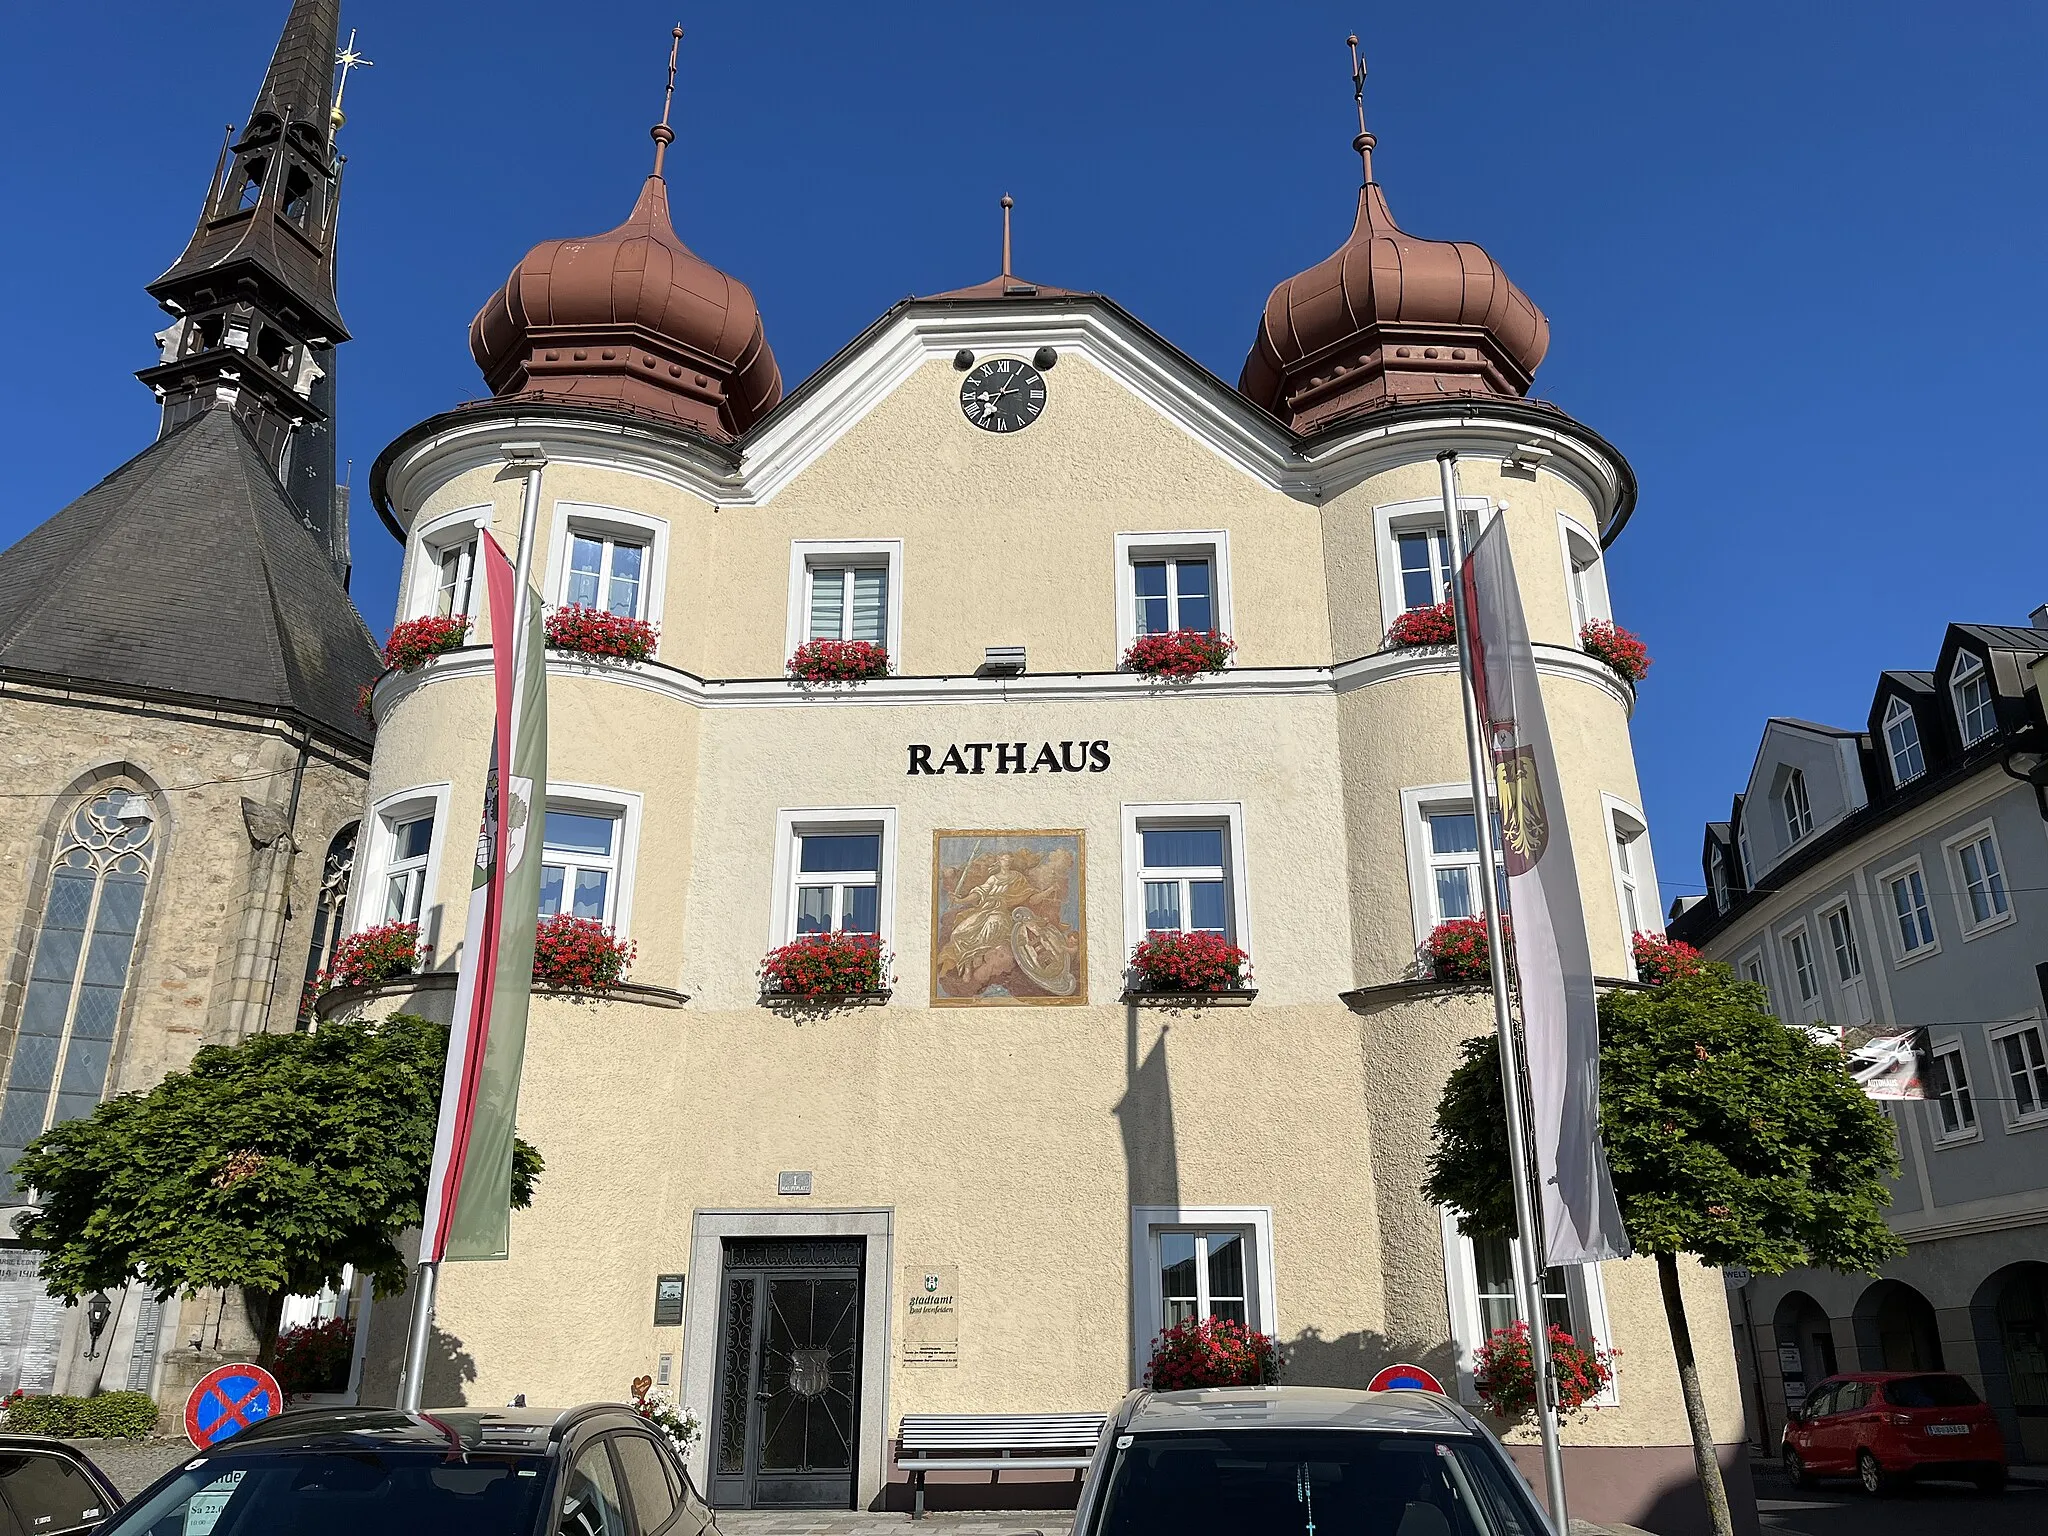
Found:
709,1238 -> 863,1509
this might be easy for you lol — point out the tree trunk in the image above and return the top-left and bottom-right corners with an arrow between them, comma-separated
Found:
1657,1251 -> 1734,1536
244,1288 -> 287,1369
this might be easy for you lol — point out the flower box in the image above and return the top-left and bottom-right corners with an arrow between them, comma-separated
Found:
383,614 -> 470,672
532,914 -> 635,995
759,931 -> 891,997
1632,931 -> 1705,986
1580,620 -> 1650,684
1123,629 -> 1235,679
788,639 -> 890,685
1474,1320 -> 1614,1422
314,922 -> 422,996
1422,916 -> 1495,985
1128,931 -> 1251,994
274,1318 -> 356,1398
1387,601 -> 1457,649
1145,1317 -> 1282,1390
545,605 -> 658,663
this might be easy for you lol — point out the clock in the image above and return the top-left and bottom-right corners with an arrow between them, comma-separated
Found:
959,357 -> 1046,433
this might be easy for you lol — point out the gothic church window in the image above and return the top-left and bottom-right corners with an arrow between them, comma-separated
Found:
0,790 -> 159,1197
298,825 -> 356,1025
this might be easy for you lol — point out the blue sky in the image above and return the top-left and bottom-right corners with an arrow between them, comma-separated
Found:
4,2 -> 2045,911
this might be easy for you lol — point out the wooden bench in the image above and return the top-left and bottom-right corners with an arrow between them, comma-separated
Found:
896,1411 -> 1108,1517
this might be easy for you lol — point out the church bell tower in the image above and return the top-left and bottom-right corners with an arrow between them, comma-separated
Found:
137,0 -> 353,580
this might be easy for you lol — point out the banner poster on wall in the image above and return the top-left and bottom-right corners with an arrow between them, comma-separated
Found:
1841,1025 -> 1933,1100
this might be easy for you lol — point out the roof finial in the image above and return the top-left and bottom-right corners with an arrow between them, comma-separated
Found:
651,24 -> 683,176
1000,194 -> 1014,277
1348,33 -> 1375,184
332,29 -> 372,137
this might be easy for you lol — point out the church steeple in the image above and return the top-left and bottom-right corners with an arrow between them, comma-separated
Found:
138,0 -> 353,579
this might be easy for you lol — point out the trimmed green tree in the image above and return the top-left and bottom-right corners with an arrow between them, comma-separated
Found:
1425,967 -> 1900,1536
9,1013 -> 543,1367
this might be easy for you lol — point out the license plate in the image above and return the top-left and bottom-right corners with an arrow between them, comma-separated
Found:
1926,1424 -> 1969,1436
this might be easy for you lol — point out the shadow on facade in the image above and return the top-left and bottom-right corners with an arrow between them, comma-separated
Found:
1114,1011 -> 1179,1210
1970,1260 -> 2048,1463
1282,1324 -> 1458,1393
1852,1277 -> 1944,1370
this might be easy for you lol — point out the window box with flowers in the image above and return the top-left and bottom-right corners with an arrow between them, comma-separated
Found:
1123,629 -> 1235,680
788,638 -> 890,686
1125,931 -> 1255,1005
1473,1320 -> 1615,1423
1580,620 -> 1650,686
1387,601 -> 1457,649
1145,1316 -> 1283,1390
383,614 -> 471,673
759,931 -> 892,1002
1632,932 -> 1705,986
312,921 -> 423,1001
1422,916 -> 1499,985
274,1318 -> 357,1399
546,605 -> 659,663
532,914 -> 635,996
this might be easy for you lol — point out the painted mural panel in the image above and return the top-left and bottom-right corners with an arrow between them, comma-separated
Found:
931,831 -> 1086,1005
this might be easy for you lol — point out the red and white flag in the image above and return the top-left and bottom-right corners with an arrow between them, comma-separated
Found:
1462,519 -> 1631,1266
418,533 -> 547,1263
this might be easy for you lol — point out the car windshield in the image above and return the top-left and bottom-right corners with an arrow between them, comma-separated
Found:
98,1450 -> 552,1536
1092,1430 -> 1540,1536
1885,1375 -> 1981,1408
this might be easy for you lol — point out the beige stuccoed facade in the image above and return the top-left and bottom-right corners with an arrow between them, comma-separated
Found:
346,300 -> 1749,1531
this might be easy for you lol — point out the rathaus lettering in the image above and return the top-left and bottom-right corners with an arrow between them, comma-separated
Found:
908,741 -> 1111,775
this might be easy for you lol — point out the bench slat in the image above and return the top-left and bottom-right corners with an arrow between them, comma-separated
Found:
898,1411 -> 1106,1458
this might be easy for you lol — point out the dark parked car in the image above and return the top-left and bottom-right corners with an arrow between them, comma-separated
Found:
0,1437 -> 122,1536
1073,1385 -> 1550,1536
97,1405 -> 717,1536
1781,1371 -> 2006,1494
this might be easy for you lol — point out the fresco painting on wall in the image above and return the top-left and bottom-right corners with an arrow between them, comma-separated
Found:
932,831 -> 1086,1005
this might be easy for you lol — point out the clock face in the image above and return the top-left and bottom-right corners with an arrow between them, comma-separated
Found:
959,358 -> 1046,433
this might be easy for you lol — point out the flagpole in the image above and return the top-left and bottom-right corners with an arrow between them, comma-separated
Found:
395,447 -> 548,1413
1440,451 -> 1571,1536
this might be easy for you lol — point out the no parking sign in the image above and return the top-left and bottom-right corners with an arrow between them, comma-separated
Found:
184,1362 -> 283,1449
1367,1362 -> 1446,1394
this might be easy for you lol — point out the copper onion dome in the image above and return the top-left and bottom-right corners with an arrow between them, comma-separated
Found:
1238,42 -> 1548,432
470,35 -> 781,438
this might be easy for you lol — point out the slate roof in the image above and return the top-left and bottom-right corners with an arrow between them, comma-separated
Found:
0,411 -> 380,749
1879,669 -> 1936,694
1955,624 -> 2048,655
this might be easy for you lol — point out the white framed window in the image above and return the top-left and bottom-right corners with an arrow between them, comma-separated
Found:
1401,785 -> 1504,947
1781,770 -> 1813,846
1740,951 -> 1772,1011
1952,653 -> 1996,746
1130,1205 -> 1275,1380
769,809 -> 897,948
1437,1211 -> 1615,1408
1988,1020 -> 2048,1129
1120,804 -> 1251,964
1603,796 -> 1655,952
537,786 -> 641,934
1781,923 -> 1824,1024
1879,857 -> 1939,963
1821,901 -> 1871,1026
1944,821 -> 2014,936
1113,532 -> 1232,660
1927,1039 -> 1979,1145
1558,516 -> 1611,631
1374,497 -> 1489,634
1738,825 -> 1754,887
405,507 -> 491,621
1882,698 -> 1925,787
786,540 -> 904,662
1711,850 -> 1730,914
355,784 -> 450,940
546,504 -> 668,634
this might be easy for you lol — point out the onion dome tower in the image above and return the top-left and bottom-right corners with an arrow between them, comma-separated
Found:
1238,38 -> 1549,433
469,29 -> 782,440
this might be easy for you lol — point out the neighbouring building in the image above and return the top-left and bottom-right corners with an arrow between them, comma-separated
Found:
1669,610 -> 2048,1465
0,0 -> 381,1405
325,35 -> 1757,1531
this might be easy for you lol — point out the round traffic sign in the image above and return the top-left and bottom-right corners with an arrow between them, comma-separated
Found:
184,1362 -> 283,1449
1368,1362 -> 1446,1394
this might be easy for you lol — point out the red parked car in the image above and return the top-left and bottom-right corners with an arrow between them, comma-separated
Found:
1782,1371 -> 2007,1495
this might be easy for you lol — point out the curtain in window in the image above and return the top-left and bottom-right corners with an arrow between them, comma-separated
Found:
0,791 -> 158,1197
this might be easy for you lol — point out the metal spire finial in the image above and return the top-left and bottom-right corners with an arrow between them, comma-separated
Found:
651,24 -> 683,176
1348,33 -> 1375,183
1000,194 -> 1014,277
332,29 -> 372,136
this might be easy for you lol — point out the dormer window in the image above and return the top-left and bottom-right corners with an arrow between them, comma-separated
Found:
1952,654 -> 1996,745
1781,770 -> 1813,846
1710,851 -> 1729,913
1883,697 -> 1925,786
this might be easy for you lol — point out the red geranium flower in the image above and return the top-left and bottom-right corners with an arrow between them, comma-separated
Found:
1474,1320 -> 1616,1422
1422,916 -> 1504,985
1145,1316 -> 1282,1390
545,606 -> 659,663
1122,629 -> 1235,680
532,914 -> 635,995
759,932 -> 890,996
1580,620 -> 1651,684
383,614 -> 471,672
788,639 -> 890,685
314,921 -> 423,995
1632,931 -> 1705,985
1387,602 -> 1457,649
1129,931 -> 1251,993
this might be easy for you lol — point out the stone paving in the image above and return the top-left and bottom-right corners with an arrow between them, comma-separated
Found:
718,1518 -> 1068,1536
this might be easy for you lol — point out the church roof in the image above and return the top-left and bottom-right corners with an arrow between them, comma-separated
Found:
0,410 -> 380,750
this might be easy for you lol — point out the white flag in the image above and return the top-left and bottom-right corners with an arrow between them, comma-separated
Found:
1463,519 -> 1631,1266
